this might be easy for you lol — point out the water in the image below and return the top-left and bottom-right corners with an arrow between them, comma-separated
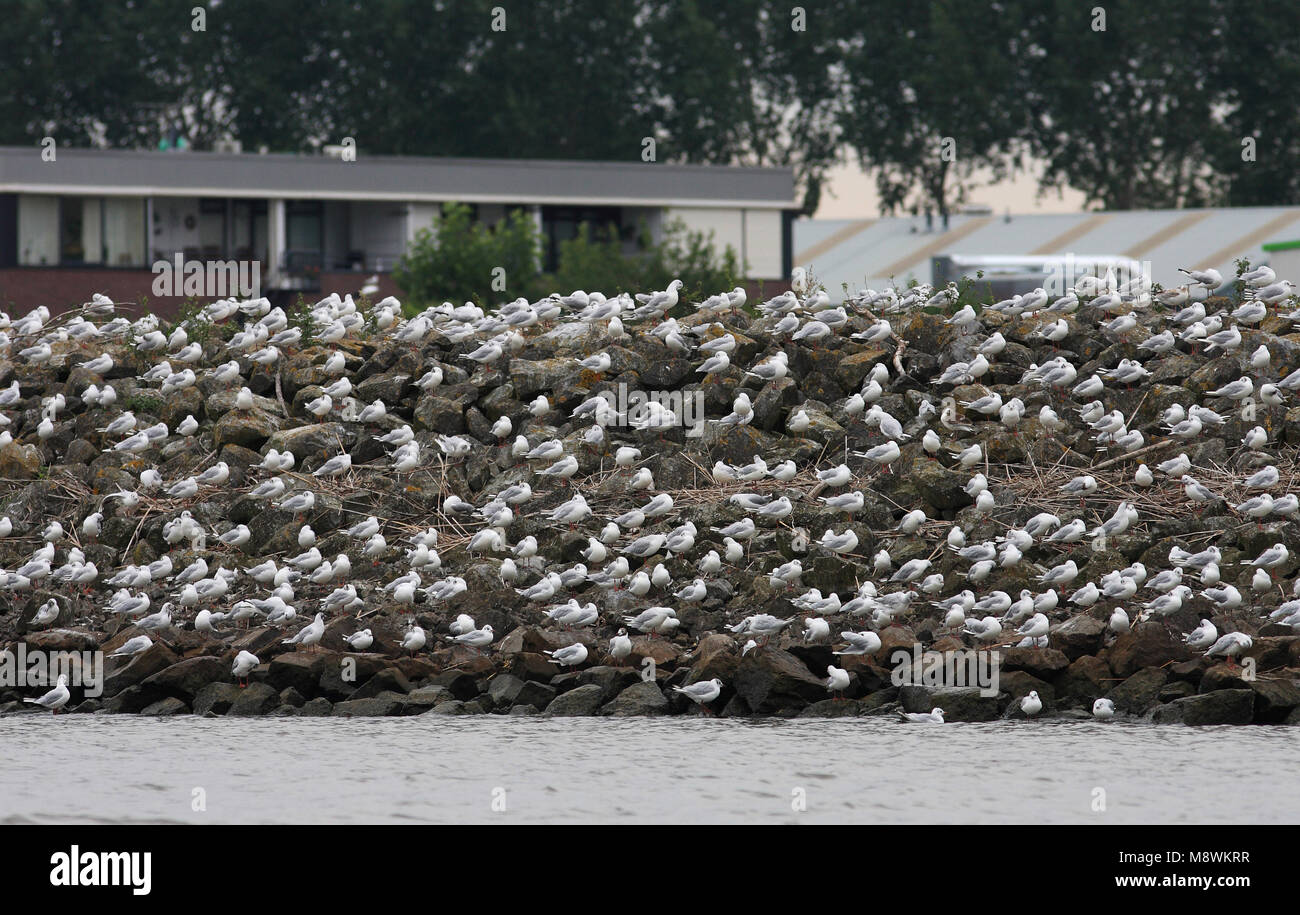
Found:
3,715 -> 1297,824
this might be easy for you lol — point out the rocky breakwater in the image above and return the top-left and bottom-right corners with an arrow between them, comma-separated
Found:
1,284 -> 1299,725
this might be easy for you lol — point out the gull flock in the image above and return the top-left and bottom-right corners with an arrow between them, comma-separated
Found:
2,264 -> 1299,723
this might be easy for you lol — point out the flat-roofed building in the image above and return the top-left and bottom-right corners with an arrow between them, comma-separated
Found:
0,146 -> 797,315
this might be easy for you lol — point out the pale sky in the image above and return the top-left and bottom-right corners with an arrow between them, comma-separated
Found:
815,158 -> 1090,219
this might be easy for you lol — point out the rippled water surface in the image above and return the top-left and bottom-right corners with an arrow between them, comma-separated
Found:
2,715 -> 1297,824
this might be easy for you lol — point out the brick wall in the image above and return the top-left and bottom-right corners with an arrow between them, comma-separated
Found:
0,268 -> 179,318
0,268 -> 409,319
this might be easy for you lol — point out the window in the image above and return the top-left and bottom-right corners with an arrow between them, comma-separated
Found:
199,198 -> 227,260
103,198 -> 146,267
16,195 -> 146,267
286,200 -> 323,252
61,197 -> 102,264
18,195 -> 59,266
541,205 -> 622,271
232,200 -> 268,264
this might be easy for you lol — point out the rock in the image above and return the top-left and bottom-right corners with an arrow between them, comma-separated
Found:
413,395 -> 469,434
570,665 -> 643,703
487,673 -> 556,709
193,682 -> 244,716
102,642 -> 180,697
0,442 -> 43,479
140,696 -> 188,716
266,423 -> 351,464
141,656 -> 227,699
348,667 -> 413,700
798,699 -> 868,718
428,669 -> 481,701
1105,667 -> 1168,714
331,691 -> 407,716
426,699 -> 487,715
355,372 -> 411,405
226,682 -> 280,716
600,680 -> 669,716
899,684 -> 1001,721
1249,677 -> 1300,723
546,683 -> 605,716
730,648 -> 826,713
23,628 -> 100,652
908,459 -> 974,511
318,654 -> 389,698
1050,614 -> 1106,658
103,684 -> 167,714
212,407 -> 280,450
1000,647 -> 1071,679
267,653 -> 328,696
1199,664 -> 1249,693
509,357 -> 576,398
401,685 -> 450,707
1106,624 -> 1191,678
997,670 -> 1055,708
1151,689 -> 1255,725
835,347 -> 891,390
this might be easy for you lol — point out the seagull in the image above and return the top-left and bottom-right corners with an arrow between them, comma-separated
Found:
544,643 -> 589,668
898,707 -> 945,724
232,651 -> 259,686
24,674 -> 71,714
1204,632 -> 1252,665
109,635 -> 153,658
672,678 -> 723,709
283,613 -> 326,650
825,666 -> 851,698
400,625 -> 427,655
452,624 -> 495,651
343,629 -> 374,651
834,631 -> 882,657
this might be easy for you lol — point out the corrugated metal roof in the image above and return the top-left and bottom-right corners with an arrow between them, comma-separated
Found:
796,206 -> 1300,298
0,146 -> 797,208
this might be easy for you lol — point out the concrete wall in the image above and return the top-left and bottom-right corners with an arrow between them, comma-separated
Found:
406,203 -> 439,242
663,206 -> 784,279
742,209 -> 783,280
1269,248 -> 1300,283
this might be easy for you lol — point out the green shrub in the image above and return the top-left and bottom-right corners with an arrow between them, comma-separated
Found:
395,204 -> 743,311
395,202 -> 544,310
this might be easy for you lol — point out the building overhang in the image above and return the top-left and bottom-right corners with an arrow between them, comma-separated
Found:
0,147 -> 798,210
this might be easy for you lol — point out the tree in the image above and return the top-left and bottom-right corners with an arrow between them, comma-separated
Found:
0,0 -> 190,148
547,218 -> 742,301
1215,0 -> 1300,206
837,0 -> 1028,220
1024,0 -> 1229,210
394,203 -> 544,308
644,0 -> 847,215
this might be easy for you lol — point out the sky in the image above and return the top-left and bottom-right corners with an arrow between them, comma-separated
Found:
815,159 -> 1090,219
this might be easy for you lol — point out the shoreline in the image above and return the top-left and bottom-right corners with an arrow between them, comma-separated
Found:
1,292 -> 1299,724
